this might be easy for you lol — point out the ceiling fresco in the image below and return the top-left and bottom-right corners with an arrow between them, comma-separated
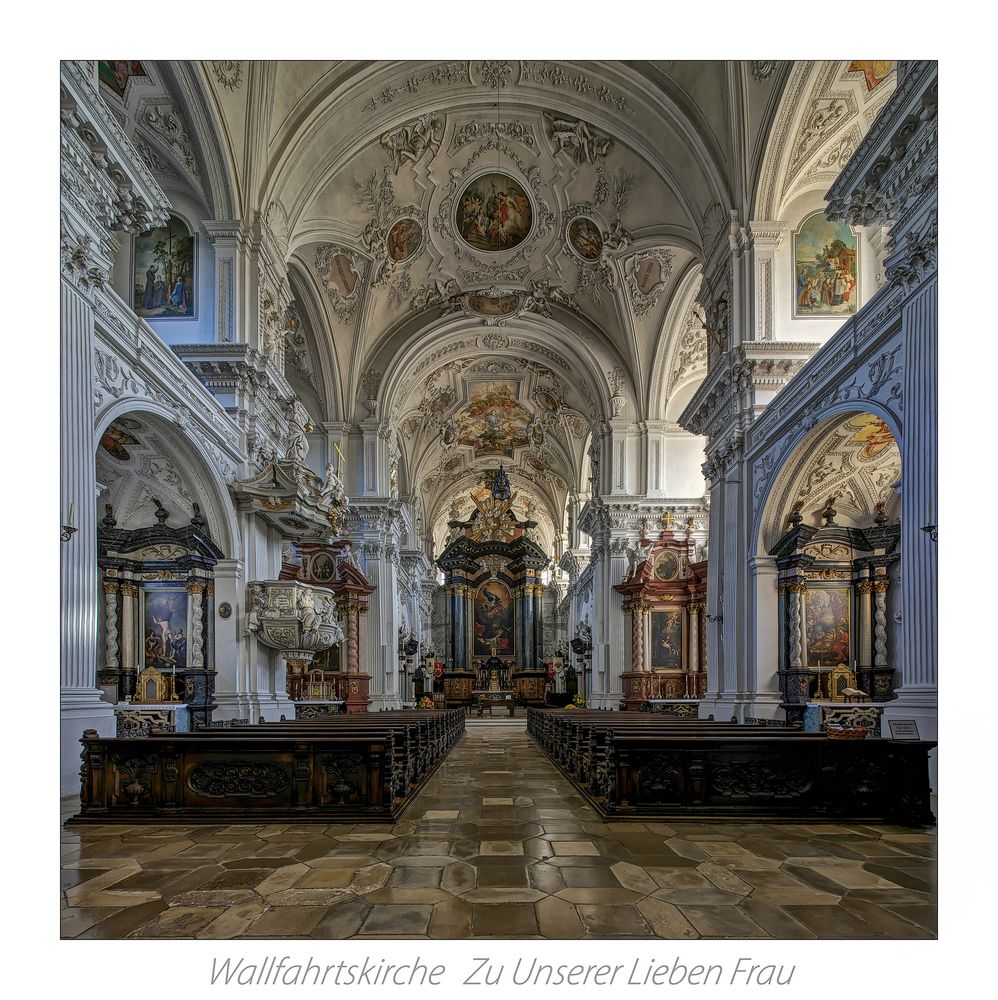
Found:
96,59 -> 898,563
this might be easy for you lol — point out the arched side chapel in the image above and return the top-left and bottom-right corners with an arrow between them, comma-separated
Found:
60,59 -> 936,798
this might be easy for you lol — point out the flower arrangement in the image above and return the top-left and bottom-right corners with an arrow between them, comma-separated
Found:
417,696 -> 434,710
572,693 -> 587,708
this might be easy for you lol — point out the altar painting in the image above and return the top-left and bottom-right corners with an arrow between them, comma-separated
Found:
793,212 -> 857,318
474,581 -> 514,658
134,215 -> 196,318
650,610 -> 683,670
458,381 -> 532,457
805,588 -> 851,667
143,589 -> 188,671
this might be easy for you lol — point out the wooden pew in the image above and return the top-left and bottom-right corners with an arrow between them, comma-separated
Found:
527,708 -> 935,826
71,709 -> 465,824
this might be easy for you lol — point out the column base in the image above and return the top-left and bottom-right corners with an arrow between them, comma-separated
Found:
881,688 -> 937,803
345,673 -> 372,713
368,693 -> 402,711
61,688 -> 116,795
621,671 -> 652,710
212,691 -> 296,723
880,688 -> 937,739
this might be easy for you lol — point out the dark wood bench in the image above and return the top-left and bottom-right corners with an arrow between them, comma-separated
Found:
527,708 -> 935,826
71,709 -> 465,824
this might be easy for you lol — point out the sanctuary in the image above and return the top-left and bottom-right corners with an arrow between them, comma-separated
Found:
59,58 -> 938,941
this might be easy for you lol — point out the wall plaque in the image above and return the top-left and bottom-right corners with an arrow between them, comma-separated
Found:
887,719 -> 920,741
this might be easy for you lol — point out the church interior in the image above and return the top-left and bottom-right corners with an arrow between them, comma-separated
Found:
59,57 -> 938,941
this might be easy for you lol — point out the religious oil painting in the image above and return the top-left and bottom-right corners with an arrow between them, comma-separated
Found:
134,214 -> 196,319
805,588 -> 851,667
143,589 -> 189,672
653,551 -> 682,583
567,216 -> 603,261
386,217 -> 423,263
98,60 -> 147,98
793,212 -> 858,318
474,581 -> 514,658
308,552 -> 337,583
456,172 -> 533,253
458,380 -> 533,457
650,609 -> 684,670
99,416 -> 142,461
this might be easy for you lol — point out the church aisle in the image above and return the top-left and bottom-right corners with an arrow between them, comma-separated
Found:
61,723 -> 936,940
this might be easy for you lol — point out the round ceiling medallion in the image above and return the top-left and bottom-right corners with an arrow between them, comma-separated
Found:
386,217 -> 423,263
567,216 -> 603,262
456,172 -> 533,253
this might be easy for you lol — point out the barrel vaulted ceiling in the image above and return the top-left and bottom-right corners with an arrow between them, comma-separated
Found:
97,59 -> 896,549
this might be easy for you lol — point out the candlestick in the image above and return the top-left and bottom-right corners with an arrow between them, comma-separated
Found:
68,501 -> 74,527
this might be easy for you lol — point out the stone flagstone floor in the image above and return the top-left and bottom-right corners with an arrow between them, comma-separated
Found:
61,721 -> 937,939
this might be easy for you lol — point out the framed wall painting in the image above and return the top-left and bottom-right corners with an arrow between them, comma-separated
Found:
804,587 -> 851,667
792,212 -> 858,318
142,588 -> 189,671
134,215 -> 197,319
649,609 -> 684,670
473,580 -> 514,658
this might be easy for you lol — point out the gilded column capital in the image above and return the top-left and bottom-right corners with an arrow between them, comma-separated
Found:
855,581 -> 874,595
120,582 -> 139,598
102,580 -> 120,595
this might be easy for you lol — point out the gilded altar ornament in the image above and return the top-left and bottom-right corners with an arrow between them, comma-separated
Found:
217,602 -> 232,619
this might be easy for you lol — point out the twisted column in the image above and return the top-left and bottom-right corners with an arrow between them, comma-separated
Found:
103,581 -> 120,671
631,603 -> 645,672
188,581 -> 205,668
787,582 -> 805,667
344,603 -> 364,674
874,579 -> 889,666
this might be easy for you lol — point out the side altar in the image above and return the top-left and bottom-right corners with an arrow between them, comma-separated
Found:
436,469 -> 550,707
614,512 -> 708,711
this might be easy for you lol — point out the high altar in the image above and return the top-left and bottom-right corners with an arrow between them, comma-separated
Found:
436,471 -> 549,706
614,514 -> 708,711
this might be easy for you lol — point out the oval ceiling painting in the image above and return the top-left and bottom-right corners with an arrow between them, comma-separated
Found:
568,216 -> 603,261
456,172 -> 533,253
386,217 -> 423,263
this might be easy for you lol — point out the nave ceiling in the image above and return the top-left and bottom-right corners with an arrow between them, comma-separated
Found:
94,58 -> 897,558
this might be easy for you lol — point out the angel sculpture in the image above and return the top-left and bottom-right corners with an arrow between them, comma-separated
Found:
625,538 -> 654,580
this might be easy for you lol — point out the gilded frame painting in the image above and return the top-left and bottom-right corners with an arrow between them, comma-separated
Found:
649,609 -> 684,670
804,587 -> 852,667
142,588 -> 189,672
473,580 -> 514,658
